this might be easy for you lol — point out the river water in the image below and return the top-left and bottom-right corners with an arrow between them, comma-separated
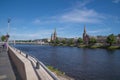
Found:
13,44 -> 120,80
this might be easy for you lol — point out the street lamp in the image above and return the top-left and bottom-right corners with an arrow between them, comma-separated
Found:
6,18 -> 11,51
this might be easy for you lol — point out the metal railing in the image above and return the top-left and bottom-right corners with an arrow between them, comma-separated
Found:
10,45 -> 59,80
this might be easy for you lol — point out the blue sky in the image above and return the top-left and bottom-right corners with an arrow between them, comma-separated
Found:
0,0 -> 120,40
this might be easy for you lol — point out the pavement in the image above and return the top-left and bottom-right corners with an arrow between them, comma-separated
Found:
0,46 -> 16,80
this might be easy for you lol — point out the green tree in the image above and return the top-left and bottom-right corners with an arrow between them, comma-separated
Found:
50,40 -> 54,43
106,34 -> 116,46
77,38 -> 83,44
52,38 -> 60,45
55,38 -> 60,44
1,35 -> 5,41
68,39 -> 74,45
89,37 -> 96,44
61,39 -> 66,44
28,40 -> 31,42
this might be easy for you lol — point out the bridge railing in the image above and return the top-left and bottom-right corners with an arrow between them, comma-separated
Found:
10,45 -> 59,80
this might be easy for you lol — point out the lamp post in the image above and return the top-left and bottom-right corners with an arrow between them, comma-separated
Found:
6,18 -> 11,51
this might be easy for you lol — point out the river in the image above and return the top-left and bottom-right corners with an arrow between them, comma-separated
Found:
13,44 -> 120,80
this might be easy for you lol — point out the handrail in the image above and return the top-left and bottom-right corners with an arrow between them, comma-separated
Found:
10,45 -> 59,80
29,54 -> 59,80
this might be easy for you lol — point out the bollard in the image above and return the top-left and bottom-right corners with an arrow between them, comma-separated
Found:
20,51 -> 22,54
19,51 -> 21,54
36,61 -> 39,69
26,54 -> 28,58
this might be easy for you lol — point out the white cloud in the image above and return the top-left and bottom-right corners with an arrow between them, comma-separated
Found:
57,0 -> 106,24
113,0 -> 120,3
53,2 -> 105,24
88,28 -> 111,34
10,26 -> 74,40
32,19 -> 41,24
60,9 -> 105,23
10,29 -> 53,40
31,0 -> 105,24
73,0 -> 92,8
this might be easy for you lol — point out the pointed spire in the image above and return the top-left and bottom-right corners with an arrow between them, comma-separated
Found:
84,25 -> 86,33
54,28 -> 57,36
53,28 -> 57,40
54,28 -> 56,34
8,18 -> 11,23
51,33 -> 53,41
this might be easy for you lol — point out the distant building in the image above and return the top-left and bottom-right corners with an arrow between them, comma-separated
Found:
83,25 -> 90,44
117,34 -> 120,44
96,36 -> 107,43
51,28 -> 57,41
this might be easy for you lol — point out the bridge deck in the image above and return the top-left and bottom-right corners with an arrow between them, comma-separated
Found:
0,46 -> 16,80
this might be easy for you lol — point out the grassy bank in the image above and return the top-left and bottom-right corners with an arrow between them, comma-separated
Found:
50,43 -> 120,50
107,46 -> 120,50
47,65 -> 74,80
85,45 -> 120,50
47,66 -> 65,76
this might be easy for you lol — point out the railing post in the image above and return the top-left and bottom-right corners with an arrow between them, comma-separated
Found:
20,51 -> 21,54
36,61 -> 39,69
26,54 -> 28,58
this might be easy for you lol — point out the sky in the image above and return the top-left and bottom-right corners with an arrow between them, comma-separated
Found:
0,0 -> 120,40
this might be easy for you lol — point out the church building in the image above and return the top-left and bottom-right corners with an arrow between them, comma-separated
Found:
83,25 -> 90,44
51,28 -> 57,41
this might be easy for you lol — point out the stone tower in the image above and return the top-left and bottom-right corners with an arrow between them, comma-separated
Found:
51,28 -> 57,41
83,25 -> 89,44
83,25 -> 87,37
53,28 -> 57,40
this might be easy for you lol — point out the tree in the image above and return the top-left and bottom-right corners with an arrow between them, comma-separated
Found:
52,38 -> 60,45
61,39 -> 66,44
1,35 -> 5,41
77,38 -> 83,44
50,40 -> 54,43
68,39 -> 74,45
106,34 -> 116,46
55,38 -> 60,44
89,37 -> 96,44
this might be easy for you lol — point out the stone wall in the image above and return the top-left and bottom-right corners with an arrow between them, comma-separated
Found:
8,46 -> 38,80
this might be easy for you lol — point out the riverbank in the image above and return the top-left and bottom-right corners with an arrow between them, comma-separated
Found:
51,43 -> 120,50
47,66 -> 74,80
78,45 -> 120,50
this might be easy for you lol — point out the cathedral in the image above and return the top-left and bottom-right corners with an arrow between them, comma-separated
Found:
83,25 -> 90,44
51,28 -> 57,41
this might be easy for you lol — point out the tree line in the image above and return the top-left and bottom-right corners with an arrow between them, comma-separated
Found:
51,34 -> 119,46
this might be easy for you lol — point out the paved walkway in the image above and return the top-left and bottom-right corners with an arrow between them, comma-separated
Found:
0,46 -> 16,80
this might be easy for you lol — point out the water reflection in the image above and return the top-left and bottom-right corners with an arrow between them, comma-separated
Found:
50,47 -> 58,67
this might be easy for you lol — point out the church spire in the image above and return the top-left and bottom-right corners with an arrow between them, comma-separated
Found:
84,25 -> 86,33
83,25 -> 89,44
53,28 -> 57,40
54,28 -> 56,35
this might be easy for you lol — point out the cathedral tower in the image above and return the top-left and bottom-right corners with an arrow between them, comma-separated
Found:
53,28 -> 57,40
83,25 -> 89,44
51,28 -> 57,41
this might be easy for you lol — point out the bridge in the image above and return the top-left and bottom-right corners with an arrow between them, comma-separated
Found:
8,41 -> 49,45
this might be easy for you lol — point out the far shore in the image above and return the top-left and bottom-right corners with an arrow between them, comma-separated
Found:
11,42 -> 120,50
50,43 -> 120,50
